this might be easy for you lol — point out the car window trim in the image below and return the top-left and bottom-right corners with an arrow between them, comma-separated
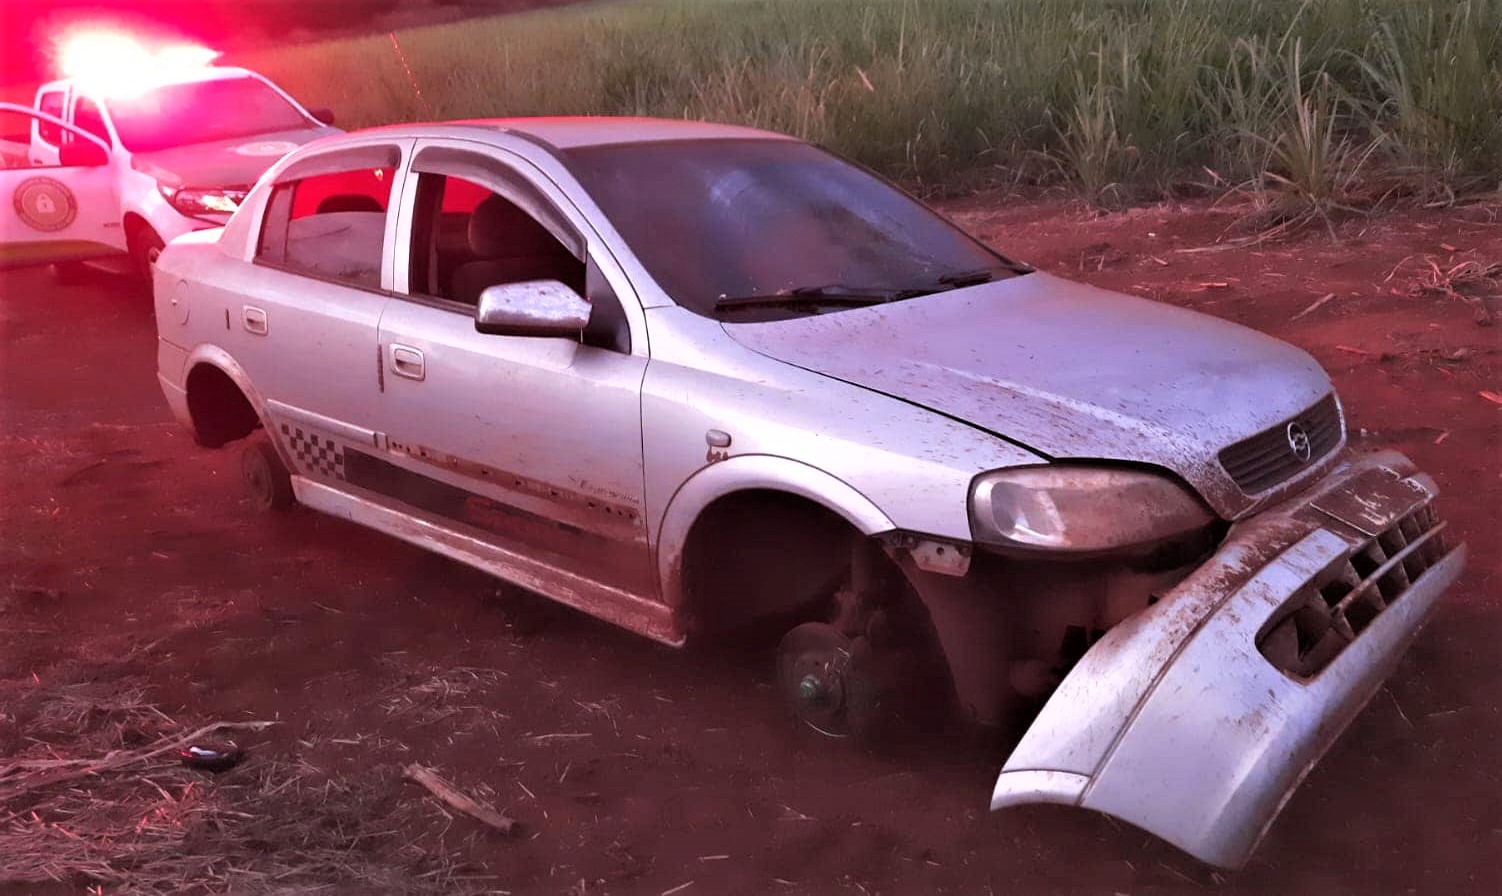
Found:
251,256 -> 397,299
385,286 -> 477,318
35,90 -> 66,146
254,142 -> 408,291
399,169 -> 591,305
398,162 -> 630,350
275,144 -> 403,185
410,145 -> 584,259
255,182 -> 293,264
391,136 -> 650,357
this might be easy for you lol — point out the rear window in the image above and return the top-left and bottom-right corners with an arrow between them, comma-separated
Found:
257,167 -> 394,290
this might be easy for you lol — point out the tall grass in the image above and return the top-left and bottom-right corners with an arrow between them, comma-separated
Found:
238,0 -> 1502,202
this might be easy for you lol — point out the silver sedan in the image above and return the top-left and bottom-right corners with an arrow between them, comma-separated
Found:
152,117 -> 1466,869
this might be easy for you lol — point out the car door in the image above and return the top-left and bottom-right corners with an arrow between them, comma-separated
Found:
0,103 -> 120,268
372,140 -> 655,600
28,89 -> 66,167
229,140 -> 411,477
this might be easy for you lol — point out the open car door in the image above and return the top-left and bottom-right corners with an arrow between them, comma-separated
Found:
0,103 -> 121,269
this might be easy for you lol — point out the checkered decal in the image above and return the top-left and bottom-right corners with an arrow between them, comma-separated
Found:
279,424 -> 345,481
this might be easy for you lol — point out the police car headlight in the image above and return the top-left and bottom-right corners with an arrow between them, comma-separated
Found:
159,184 -> 244,216
969,466 -> 1215,554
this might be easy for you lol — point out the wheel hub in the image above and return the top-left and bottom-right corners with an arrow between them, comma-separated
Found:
776,622 -> 857,737
798,673 -> 831,705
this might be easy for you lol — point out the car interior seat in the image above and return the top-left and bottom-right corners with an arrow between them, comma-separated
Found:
315,194 -> 384,214
450,195 -> 584,306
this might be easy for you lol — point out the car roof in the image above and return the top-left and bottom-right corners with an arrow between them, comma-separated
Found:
36,65 -> 262,99
355,116 -> 798,151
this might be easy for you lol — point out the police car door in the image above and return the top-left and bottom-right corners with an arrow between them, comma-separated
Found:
0,103 -> 120,268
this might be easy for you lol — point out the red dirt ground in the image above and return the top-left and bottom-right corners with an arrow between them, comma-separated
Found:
2,197 -> 1500,894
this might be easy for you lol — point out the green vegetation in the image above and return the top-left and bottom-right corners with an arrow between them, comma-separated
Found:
240,0 -> 1502,205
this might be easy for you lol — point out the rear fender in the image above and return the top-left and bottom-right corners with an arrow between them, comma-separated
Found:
181,345 -> 285,462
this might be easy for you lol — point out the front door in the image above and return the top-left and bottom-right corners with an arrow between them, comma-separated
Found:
0,103 -> 120,268
372,142 -> 655,600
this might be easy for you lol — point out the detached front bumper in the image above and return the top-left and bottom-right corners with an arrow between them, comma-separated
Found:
989,450 -> 1465,868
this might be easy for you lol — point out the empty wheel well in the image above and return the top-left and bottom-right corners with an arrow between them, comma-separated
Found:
678,490 -> 864,638
123,212 -> 149,241
185,364 -> 260,448
681,489 -> 959,730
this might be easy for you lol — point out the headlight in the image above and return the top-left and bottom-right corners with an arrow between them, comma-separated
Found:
159,183 -> 245,217
970,466 -> 1215,554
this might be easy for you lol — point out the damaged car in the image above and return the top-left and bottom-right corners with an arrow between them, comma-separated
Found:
151,118 -> 1466,869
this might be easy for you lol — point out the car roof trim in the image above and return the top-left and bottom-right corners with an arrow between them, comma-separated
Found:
350,116 -> 796,151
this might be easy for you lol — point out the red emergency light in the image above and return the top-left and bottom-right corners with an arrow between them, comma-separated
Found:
56,30 -> 219,98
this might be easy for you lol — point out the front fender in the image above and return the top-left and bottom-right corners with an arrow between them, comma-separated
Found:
654,454 -> 896,611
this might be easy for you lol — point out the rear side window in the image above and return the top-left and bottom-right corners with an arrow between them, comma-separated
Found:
36,91 -> 64,145
257,166 -> 394,290
72,98 -> 110,144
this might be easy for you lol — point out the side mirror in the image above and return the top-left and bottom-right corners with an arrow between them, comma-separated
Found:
309,107 -> 336,126
59,140 -> 108,167
475,280 -> 590,338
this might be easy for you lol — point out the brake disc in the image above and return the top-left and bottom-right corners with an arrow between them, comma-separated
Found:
776,622 -> 856,738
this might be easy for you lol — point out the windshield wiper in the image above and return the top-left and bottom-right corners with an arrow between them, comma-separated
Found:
935,260 -> 1033,288
713,284 -> 925,312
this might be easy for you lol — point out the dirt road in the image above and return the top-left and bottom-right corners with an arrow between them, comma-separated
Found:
2,199 -> 1500,894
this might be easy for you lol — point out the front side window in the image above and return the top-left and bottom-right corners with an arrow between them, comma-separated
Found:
257,165 -> 394,289
1,109 -> 69,168
105,76 -> 313,154
72,98 -> 110,144
36,92 -> 64,145
407,172 -> 584,306
564,139 -> 1017,320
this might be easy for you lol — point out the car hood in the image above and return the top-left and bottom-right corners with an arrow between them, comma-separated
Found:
130,125 -> 338,189
722,272 -> 1335,519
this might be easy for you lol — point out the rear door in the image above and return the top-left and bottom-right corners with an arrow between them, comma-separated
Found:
0,103 -> 121,268
228,140 -> 410,478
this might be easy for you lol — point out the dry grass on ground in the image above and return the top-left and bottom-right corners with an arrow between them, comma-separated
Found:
0,679 -> 490,895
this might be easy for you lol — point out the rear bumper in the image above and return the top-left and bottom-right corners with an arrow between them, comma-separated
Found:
990,450 -> 1465,868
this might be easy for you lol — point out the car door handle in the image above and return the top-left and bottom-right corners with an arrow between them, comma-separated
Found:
243,305 -> 268,336
390,344 -> 425,381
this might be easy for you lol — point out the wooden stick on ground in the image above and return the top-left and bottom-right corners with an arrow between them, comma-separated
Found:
403,763 -> 517,835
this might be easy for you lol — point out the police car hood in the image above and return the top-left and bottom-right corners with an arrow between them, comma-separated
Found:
131,125 -> 338,189
722,272 -> 1335,519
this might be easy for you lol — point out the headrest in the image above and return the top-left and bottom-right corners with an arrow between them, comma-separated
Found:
468,194 -> 563,259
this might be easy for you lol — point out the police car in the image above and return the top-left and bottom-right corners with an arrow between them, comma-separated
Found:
0,34 -> 336,284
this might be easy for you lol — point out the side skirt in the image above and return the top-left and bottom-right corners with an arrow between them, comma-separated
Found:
291,475 -> 684,647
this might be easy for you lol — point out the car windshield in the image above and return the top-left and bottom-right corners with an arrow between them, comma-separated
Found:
563,139 -> 1020,319
106,76 -> 313,153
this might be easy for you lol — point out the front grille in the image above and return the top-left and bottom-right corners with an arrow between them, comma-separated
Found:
1257,502 -> 1448,678
1219,394 -> 1342,494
